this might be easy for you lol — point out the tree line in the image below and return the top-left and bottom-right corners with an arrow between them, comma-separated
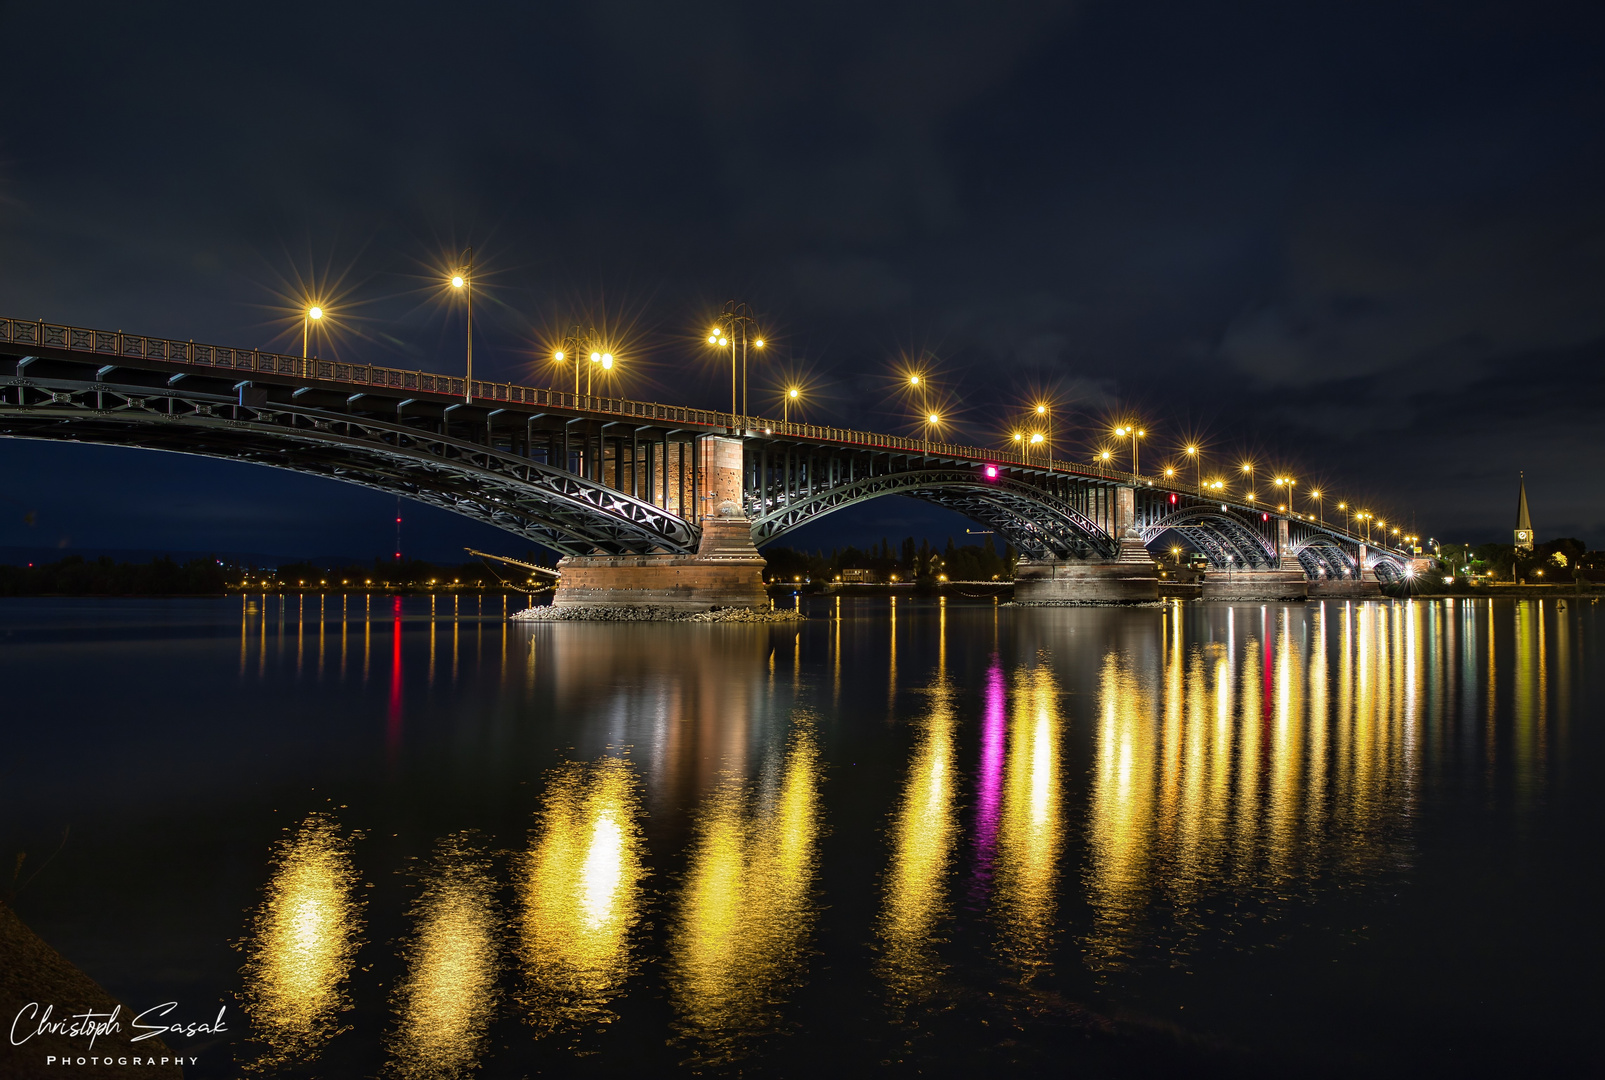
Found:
761,535 -> 1017,584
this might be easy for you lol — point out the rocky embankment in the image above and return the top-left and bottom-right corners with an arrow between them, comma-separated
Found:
511,605 -> 805,623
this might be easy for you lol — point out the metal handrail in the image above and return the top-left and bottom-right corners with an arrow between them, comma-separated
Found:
2,315 -> 1397,553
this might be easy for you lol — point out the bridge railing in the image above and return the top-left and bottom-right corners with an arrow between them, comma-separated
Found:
0,314 -> 1135,476
3,315 -> 1395,552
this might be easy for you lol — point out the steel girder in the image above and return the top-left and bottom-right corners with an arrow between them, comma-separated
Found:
1140,507 -> 1278,569
747,467 -> 1116,558
0,378 -> 698,556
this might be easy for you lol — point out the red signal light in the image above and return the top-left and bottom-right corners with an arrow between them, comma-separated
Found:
1262,512 -> 1269,521
1169,492 -> 1177,504
984,464 -> 998,480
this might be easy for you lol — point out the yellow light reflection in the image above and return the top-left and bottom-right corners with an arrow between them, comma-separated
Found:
238,813 -> 363,1072
878,668 -> 959,999
386,834 -> 500,1080
515,757 -> 645,1037
992,665 -> 1064,980
670,722 -> 822,1061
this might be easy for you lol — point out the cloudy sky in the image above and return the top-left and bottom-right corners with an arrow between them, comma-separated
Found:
2,1 -> 1601,560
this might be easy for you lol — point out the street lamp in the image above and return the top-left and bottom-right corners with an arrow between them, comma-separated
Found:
1185,444 -> 1200,490
924,411 -> 942,456
784,386 -> 801,424
554,325 -> 605,397
303,305 -> 322,360
448,249 -> 474,404
1035,403 -> 1053,472
706,301 -> 763,418
1309,490 -> 1322,526
1240,461 -> 1255,502
1113,425 -> 1145,476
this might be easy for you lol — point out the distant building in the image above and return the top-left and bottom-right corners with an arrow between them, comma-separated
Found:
840,568 -> 876,583
1514,473 -> 1535,551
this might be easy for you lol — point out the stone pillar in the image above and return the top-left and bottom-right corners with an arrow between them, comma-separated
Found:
551,435 -> 770,610
1014,484 -> 1159,604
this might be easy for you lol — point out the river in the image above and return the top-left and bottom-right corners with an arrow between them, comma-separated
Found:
1,595 -> 1598,1077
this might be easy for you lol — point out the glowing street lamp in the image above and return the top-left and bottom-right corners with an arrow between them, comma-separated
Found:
706,301 -> 763,417
784,386 -> 801,424
1310,489 -> 1323,526
449,249 -> 473,404
1035,402 -> 1054,472
1113,424 -> 1145,476
1185,444 -> 1200,489
303,305 -> 323,360
554,325 -> 605,397
924,411 -> 942,455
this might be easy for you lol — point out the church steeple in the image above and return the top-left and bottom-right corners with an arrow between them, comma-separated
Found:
1513,473 -> 1534,550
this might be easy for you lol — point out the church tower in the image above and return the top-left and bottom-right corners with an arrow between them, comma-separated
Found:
1513,473 -> 1534,551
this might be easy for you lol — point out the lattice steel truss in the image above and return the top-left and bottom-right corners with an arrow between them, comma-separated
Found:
0,378 -> 697,556
745,466 -> 1117,559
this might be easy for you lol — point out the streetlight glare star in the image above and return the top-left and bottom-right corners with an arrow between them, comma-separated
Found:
590,351 -> 602,362
928,413 -> 940,424
308,306 -> 322,320
754,338 -> 765,348
789,387 -> 799,399
451,275 -> 465,288
554,350 -> 565,361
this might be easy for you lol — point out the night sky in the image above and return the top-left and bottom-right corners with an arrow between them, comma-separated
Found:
2,2 -> 1602,563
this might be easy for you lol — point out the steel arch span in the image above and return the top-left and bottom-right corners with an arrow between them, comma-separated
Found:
0,378 -> 698,556
745,466 -> 1117,559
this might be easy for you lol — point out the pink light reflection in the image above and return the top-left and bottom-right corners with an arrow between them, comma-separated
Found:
970,654 -> 1007,902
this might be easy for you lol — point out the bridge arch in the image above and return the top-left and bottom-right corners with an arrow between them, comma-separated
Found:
0,378 -> 698,557
746,466 -> 1118,559
1140,506 -> 1279,569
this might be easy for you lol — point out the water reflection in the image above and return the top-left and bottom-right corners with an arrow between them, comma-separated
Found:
515,756 -> 645,1039
878,664 -> 960,999
386,833 -> 501,1080
238,813 -> 364,1072
991,663 -> 1065,980
670,720 -> 822,1061
1082,601 -> 1448,972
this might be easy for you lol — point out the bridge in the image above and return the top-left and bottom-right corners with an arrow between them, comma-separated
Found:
0,316 -> 1410,607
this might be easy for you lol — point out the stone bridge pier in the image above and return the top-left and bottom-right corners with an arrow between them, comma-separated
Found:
1014,486 -> 1160,603
552,436 -> 770,610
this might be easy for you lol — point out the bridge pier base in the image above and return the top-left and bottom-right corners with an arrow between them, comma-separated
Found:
1014,488 -> 1160,604
1200,569 -> 1308,601
552,436 -> 770,611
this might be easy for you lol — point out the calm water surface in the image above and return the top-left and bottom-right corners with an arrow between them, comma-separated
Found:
2,594 -> 1600,1077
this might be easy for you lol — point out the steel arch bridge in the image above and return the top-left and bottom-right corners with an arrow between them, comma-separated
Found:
0,316 -> 1412,580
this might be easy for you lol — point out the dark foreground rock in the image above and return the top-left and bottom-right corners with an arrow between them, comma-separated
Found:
0,901 -> 183,1079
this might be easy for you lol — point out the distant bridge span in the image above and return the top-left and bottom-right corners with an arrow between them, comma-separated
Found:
0,316 -> 1409,582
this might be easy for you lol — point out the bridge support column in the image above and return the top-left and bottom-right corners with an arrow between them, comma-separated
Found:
552,436 -> 770,610
1014,485 -> 1159,604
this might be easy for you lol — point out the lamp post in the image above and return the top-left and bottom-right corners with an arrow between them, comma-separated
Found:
1035,403 -> 1053,472
449,249 -> 473,405
1030,430 -> 1045,464
784,386 -> 800,424
706,301 -> 763,419
553,326 -> 606,397
1241,461 -> 1255,502
1310,490 -> 1322,526
1114,425 -> 1144,478
303,306 -> 322,360
924,411 -> 942,457
1185,444 -> 1200,491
